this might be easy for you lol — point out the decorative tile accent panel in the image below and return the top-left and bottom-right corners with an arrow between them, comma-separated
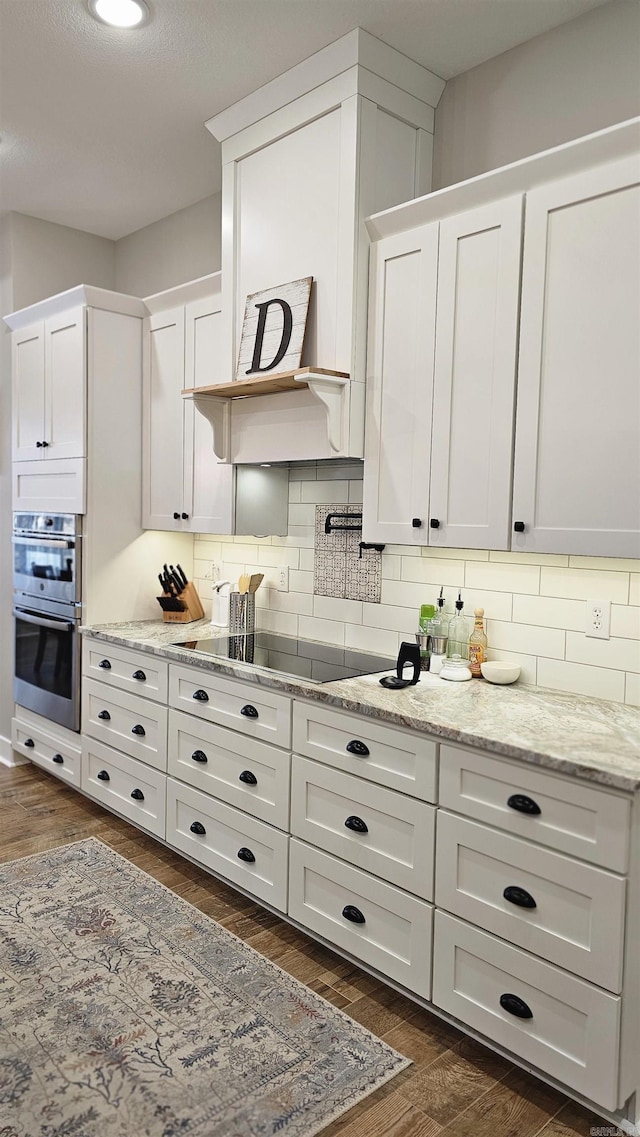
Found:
314,505 -> 382,603
194,467 -> 639,705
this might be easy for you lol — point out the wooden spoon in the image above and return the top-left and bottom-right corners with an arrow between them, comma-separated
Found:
249,573 -> 264,593
238,573 -> 251,594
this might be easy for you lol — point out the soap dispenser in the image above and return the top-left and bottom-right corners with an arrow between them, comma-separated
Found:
210,580 -> 231,627
441,591 -> 471,681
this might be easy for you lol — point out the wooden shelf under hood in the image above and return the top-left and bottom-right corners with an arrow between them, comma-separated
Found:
183,367 -> 354,461
182,366 -> 349,400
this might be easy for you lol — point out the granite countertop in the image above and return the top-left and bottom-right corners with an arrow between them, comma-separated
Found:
82,619 -> 640,793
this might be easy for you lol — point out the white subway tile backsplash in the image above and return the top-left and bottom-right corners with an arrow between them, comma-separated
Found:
630,574 -> 640,605
381,555 -> 402,580
299,548 -> 315,572
300,480 -> 349,504
222,542 -> 262,564
313,595 -> 363,624
457,589 -> 513,622
345,622 -> 397,658
381,579 -> 436,610
289,569 -> 314,594
316,462 -> 364,481
625,673 -> 640,706
288,503 -> 317,526
540,566 -> 629,603
512,594 -> 585,632
489,550 -> 569,567
569,555 -> 640,573
298,615 -> 345,646
267,589 -> 313,616
257,545 -> 300,569
537,658 -> 626,702
258,608 -> 299,636
423,546 -> 489,561
488,620 -> 565,660
486,649 -> 538,687
611,604 -> 640,640
466,560 -> 540,595
362,602 -> 418,636
565,632 -> 640,673
348,481 -> 364,504
400,556 -> 465,587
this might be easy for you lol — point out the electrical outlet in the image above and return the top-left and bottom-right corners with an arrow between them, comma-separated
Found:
277,566 -> 289,592
586,598 -> 611,639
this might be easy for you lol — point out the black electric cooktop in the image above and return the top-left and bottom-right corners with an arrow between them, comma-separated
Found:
175,631 -> 394,685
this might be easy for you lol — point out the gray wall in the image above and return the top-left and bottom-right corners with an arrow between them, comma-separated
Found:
10,213 -> 115,310
433,0 -> 640,190
114,194 -> 222,298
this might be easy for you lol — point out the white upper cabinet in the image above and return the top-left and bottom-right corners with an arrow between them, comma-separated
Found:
512,156 -> 640,557
363,196 -> 522,549
12,307 -> 85,462
142,278 -> 234,534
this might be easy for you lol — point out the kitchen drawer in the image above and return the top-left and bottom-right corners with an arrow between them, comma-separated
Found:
292,701 -> 437,802
288,838 -> 433,999
83,637 -> 168,703
168,709 -> 290,831
432,911 -> 621,1111
435,811 -> 626,992
81,737 -> 166,838
13,458 -> 86,514
166,779 -> 288,912
169,664 -> 291,748
12,712 -> 81,788
291,755 -> 435,898
82,678 -> 168,771
439,744 -> 630,872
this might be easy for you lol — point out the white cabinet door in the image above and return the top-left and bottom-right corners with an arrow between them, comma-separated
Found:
363,223 -> 439,544
429,197 -> 522,550
183,293 -> 233,533
12,321 -> 45,460
512,156 -> 640,556
142,306 -> 186,530
45,307 -> 86,460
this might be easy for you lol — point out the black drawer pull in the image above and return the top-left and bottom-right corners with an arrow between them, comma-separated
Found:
346,739 -> 369,757
190,821 -> 206,835
344,815 -> 368,834
132,669 -> 146,681
411,518 -> 422,528
514,521 -> 526,533
500,992 -> 533,1020
503,885 -> 537,910
97,770 -> 110,781
240,704 -> 259,719
507,793 -> 541,816
192,689 -> 209,702
191,750 -> 208,764
239,770 -> 258,785
24,738 -> 35,748
131,724 -> 146,736
52,753 -> 64,765
98,659 -> 111,669
98,710 -> 111,721
237,847 -> 255,863
173,512 -> 180,520
342,904 -> 366,925
430,518 -> 440,529
130,788 -> 144,801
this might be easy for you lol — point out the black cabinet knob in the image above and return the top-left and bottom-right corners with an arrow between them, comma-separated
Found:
52,753 -> 64,765
240,704 -> 259,718
41,440 -> 49,448
190,821 -> 206,835
191,749 -> 208,763
237,847 -> 255,863
192,689 -> 209,702
411,518 -> 422,528
239,770 -> 258,785
342,904 -> 366,925
24,738 -> 35,748
97,769 -> 110,781
503,885 -> 537,909
130,788 -> 144,801
344,815 -> 368,834
507,793 -> 541,817
500,992 -> 533,1020
181,512 -> 189,520
514,521 -> 525,533
132,669 -> 146,681
131,724 -> 145,736
346,739 -> 369,757
97,710 -> 111,721
36,441 -> 42,448
98,659 -> 111,669
173,512 -> 180,520
430,518 -> 440,529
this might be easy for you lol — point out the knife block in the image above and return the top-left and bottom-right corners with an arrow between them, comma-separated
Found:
159,582 -> 205,623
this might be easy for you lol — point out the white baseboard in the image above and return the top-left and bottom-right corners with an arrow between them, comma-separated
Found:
0,733 -> 28,767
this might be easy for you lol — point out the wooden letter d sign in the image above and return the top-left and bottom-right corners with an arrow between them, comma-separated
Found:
236,276 -> 313,379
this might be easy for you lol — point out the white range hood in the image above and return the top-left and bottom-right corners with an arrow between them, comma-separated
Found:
185,28 -> 445,465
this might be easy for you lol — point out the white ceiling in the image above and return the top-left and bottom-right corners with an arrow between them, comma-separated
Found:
0,0 -> 611,240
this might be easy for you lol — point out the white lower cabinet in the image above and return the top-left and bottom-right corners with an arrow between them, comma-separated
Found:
82,736 -> 166,838
432,911 -> 621,1111
12,710 -> 81,787
82,678 -> 168,771
166,778 -> 289,912
288,839 -> 433,1000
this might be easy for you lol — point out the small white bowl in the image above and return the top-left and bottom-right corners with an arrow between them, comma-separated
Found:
481,661 -> 521,685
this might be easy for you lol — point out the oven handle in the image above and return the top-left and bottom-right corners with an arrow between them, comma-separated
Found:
13,607 -> 73,631
13,536 -> 74,549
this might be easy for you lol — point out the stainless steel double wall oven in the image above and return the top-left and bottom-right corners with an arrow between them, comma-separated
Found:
13,512 -> 82,731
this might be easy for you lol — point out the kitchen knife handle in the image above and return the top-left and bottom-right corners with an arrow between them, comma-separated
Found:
132,670 -> 146,682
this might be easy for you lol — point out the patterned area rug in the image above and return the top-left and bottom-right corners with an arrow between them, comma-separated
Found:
0,838 -> 409,1137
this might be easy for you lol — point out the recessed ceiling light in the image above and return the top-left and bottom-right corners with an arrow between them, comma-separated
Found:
88,0 -> 149,28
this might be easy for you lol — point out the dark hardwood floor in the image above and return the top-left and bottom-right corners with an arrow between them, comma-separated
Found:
1,761 -> 611,1136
